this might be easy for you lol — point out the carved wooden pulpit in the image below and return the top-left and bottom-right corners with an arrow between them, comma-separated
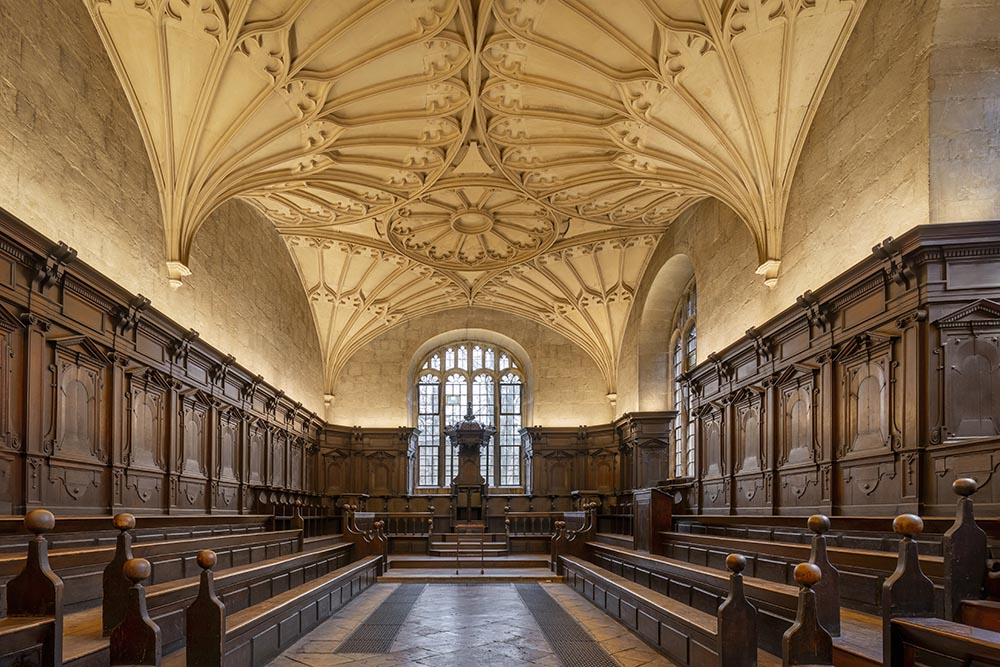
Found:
445,403 -> 495,525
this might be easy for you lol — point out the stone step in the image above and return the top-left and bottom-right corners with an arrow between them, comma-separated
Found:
389,556 -> 550,569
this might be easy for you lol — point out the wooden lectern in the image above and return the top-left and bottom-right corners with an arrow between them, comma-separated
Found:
445,403 -> 495,574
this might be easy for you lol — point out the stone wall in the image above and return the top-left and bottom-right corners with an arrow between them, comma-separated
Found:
0,0 -> 325,412
330,308 -> 613,428
617,0 -> 944,416
929,0 -> 1000,223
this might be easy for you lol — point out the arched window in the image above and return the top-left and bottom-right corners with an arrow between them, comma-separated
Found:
670,283 -> 697,478
415,342 -> 525,488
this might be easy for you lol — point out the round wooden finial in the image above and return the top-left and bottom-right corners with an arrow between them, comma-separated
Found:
808,514 -> 831,535
794,562 -> 822,588
123,557 -> 152,584
893,514 -> 924,536
554,521 -> 566,529
113,513 -> 136,532
294,499 -> 303,507
24,509 -> 55,535
726,554 -> 746,574
196,550 -> 217,571
374,520 -> 384,529
953,478 -> 978,498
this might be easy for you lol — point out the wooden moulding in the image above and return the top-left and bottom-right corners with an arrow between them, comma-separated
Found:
103,512 -> 137,636
110,557 -> 162,667
5,510 -> 64,667
782,563 -> 833,666
943,478 -> 988,621
716,554 -> 758,667
881,514 -> 935,666
186,550 -> 225,667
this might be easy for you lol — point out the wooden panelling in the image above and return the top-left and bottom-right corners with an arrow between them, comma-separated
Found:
0,207 -> 322,515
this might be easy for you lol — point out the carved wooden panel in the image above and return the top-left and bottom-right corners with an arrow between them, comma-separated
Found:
289,439 -> 303,490
124,471 -> 162,508
367,452 -> 394,496
838,336 -> 896,457
936,301 -> 1000,440
271,430 -> 286,488
779,370 -> 818,466
735,389 -> 765,473
47,338 -> 109,464
217,410 -> 240,482
125,370 -> 166,471
323,451 -> 348,495
589,450 -> 615,494
699,406 -> 725,478
178,393 -> 208,478
248,421 -> 266,485
544,452 -> 573,495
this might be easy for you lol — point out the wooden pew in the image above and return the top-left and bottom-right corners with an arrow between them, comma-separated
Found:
560,552 -> 764,666
186,549 -> 381,667
374,512 -> 433,554
673,514 -> 1000,557
658,522 -> 944,615
0,515 -> 270,555
0,523 -> 304,612
783,563 -> 833,667
550,505 -> 596,574
942,478 -> 988,621
889,617 -> 1000,666
341,507 -> 386,571
109,558 -> 159,667
586,540 -> 883,664
66,541 -> 354,665
0,510 -> 63,667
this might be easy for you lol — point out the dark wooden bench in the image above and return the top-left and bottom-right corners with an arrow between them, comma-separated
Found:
0,510 -> 65,667
561,555 -> 775,666
0,527 -> 303,611
180,548 -> 381,667
658,528 -> 944,615
375,512 -> 432,554
0,515 -> 270,554
65,541 -> 354,666
674,514 -> 1000,557
889,617 -> 1000,666
587,541 -> 882,664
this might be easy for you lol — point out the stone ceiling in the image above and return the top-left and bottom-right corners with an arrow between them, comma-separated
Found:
84,0 -> 865,396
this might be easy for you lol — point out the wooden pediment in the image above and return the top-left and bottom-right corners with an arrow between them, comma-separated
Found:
51,335 -> 108,364
935,299 -> 1000,329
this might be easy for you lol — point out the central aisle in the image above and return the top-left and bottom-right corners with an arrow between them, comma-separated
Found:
270,582 -> 678,667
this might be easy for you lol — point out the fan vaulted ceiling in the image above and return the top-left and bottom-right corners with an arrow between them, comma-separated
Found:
85,0 -> 864,396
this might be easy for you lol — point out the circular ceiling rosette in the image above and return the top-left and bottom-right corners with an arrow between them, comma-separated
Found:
385,179 -> 565,271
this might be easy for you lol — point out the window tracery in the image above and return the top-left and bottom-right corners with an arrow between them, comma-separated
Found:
415,342 -> 524,488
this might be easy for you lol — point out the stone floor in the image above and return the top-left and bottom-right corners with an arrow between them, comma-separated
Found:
271,583 -> 678,667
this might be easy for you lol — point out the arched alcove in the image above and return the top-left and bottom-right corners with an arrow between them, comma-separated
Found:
636,255 -> 695,412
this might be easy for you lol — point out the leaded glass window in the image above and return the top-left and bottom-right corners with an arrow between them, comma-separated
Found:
415,342 -> 525,488
670,281 -> 697,478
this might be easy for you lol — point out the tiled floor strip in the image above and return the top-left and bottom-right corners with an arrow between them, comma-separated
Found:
515,584 -> 621,667
334,583 -> 426,654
